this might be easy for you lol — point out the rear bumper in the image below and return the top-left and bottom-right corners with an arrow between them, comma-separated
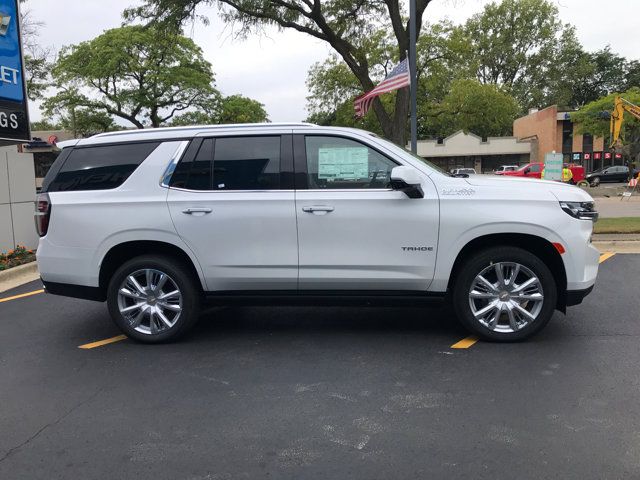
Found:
565,285 -> 594,307
42,280 -> 105,302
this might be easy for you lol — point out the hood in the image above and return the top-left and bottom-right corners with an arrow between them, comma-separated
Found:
464,175 -> 594,203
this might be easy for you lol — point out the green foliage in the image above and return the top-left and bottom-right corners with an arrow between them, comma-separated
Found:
218,95 -> 268,124
127,0 -> 437,144
44,26 -> 218,128
171,94 -> 268,125
423,80 -> 520,139
58,108 -> 120,137
30,119 -> 60,131
571,88 -> 640,139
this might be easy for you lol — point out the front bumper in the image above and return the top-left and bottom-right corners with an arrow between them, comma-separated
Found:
566,285 -> 594,307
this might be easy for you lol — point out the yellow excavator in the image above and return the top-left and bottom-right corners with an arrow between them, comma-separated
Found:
610,96 -> 640,147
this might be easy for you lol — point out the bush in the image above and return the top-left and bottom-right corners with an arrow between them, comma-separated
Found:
0,245 -> 36,271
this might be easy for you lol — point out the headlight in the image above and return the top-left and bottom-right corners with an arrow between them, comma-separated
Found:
559,201 -> 598,221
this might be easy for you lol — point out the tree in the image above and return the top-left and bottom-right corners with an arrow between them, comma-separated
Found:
460,0 -> 581,111
421,79 -> 519,139
127,0 -> 436,145
171,94 -> 268,125
58,108 -> 119,138
44,26 -> 218,129
19,1 -> 51,101
305,21 -> 469,136
218,94 -> 268,123
571,88 -> 640,163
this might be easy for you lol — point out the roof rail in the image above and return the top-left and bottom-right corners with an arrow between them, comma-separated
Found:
91,122 -> 317,139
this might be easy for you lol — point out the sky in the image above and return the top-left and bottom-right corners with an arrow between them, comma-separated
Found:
26,0 -> 640,124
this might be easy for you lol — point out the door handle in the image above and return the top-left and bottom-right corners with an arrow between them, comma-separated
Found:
302,205 -> 334,214
182,207 -> 212,214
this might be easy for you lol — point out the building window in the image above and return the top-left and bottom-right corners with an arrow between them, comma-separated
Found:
562,120 -> 572,154
583,133 -> 593,153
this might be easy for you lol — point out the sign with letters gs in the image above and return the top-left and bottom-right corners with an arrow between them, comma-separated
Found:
0,0 -> 29,143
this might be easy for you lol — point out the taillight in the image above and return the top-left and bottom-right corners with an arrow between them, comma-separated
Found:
35,192 -> 51,237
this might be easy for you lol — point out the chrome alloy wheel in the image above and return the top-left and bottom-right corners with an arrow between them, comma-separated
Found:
468,262 -> 544,333
117,269 -> 182,335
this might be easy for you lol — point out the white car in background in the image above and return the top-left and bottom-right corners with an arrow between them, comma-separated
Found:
450,168 -> 477,176
36,124 -> 600,343
494,165 -> 519,174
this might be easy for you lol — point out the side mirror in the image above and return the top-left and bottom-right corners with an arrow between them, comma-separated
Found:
390,166 -> 424,199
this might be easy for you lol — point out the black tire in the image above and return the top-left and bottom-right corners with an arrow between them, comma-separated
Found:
452,246 -> 557,342
107,254 -> 201,343
590,177 -> 600,187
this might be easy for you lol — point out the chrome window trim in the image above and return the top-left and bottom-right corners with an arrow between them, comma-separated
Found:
160,140 -> 190,188
165,187 -> 393,194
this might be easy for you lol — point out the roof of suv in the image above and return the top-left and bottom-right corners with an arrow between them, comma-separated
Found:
66,123 -> 317,147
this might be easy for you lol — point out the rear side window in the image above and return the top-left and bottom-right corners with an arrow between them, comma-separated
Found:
169,136 -> 281,191
213,137 -> 280,190
45,142 -> 160,192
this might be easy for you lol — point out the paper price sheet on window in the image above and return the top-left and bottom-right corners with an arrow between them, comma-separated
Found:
318,147 -> 369,181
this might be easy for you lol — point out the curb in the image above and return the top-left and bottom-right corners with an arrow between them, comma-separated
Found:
0,262 -> 40,294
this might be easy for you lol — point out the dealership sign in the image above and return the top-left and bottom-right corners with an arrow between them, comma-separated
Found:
0,0 -> 29,143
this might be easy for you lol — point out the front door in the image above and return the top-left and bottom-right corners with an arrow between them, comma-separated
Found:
167,134 -> 298,291
293,134 -> 439,291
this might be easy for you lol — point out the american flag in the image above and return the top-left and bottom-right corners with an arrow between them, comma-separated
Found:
354,58 -> 410,118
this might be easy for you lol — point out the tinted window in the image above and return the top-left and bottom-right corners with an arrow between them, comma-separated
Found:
305,136 -> 398,189
212,136 -> 280,190
46,142 -> 160,192
169,139 -> 214,191
530,164 -> 541,173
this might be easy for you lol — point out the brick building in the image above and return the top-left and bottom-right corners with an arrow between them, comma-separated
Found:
513,105 -> 620,172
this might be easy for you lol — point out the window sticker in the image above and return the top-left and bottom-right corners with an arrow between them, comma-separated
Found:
318,147 -> 369,181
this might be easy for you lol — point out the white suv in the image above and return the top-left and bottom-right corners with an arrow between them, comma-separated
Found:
35,124 -> 600,343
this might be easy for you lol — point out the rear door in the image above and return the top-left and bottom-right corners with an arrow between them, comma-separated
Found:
166,133 -> 298,291
292,131 -> 439,291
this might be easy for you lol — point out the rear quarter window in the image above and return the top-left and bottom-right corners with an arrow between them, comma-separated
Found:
44,142 -> 160,192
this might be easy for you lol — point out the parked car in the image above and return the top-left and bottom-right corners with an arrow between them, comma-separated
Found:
36,124 -> 600,343
450,168 -> 477,177
494,165 -> 518,174
503,162 -> 585,184
585,166 -> 634,186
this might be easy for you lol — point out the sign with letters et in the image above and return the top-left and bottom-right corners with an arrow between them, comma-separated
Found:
0,0 -> 29,143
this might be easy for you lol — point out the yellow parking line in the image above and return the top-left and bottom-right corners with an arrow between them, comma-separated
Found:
0,289 -> 44,303
599,252 -> 616,264
451,336 -> 479,349
78,334 -> 127,349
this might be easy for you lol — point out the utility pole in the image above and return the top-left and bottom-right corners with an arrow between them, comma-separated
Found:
409,0 -> 417,153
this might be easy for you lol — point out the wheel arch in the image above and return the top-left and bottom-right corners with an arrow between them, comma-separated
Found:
99,240 -> 205,299
446,233 -> 568,312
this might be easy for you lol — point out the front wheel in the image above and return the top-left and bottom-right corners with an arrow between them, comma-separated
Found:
107,255 -> 201,343
452,247 -> 557,342
590,177 -> 600,187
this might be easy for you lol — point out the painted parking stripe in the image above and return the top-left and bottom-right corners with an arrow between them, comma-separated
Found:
599,252 -> 615,264
78,334 -> 127,349
0,289 -> 44,303
451,336 -> 479,349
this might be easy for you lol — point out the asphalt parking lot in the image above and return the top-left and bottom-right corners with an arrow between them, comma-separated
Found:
1,253 -> 639,479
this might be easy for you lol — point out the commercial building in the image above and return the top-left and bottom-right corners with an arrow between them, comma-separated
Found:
415,130 -> 534,173
513,105 -> 620,172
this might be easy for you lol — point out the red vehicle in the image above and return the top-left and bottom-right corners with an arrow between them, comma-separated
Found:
502,162 -> 585,184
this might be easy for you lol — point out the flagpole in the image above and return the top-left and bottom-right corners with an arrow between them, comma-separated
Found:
409,0 -> 417,153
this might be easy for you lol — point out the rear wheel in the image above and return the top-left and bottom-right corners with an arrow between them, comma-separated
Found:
452,246 -> 557,342
107,255 -> 201,343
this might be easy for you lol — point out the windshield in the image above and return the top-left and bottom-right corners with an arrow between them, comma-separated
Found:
373,136 -> 448,174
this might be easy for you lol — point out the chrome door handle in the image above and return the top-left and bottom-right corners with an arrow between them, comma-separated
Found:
302,205 -> 334,213
182,207 -> 212,214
